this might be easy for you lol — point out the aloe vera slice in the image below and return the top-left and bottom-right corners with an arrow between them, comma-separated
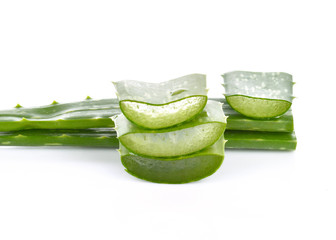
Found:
120,135 -> 225,183
113,100 -> 226,157
222,71 -> 294,119
113,74 -> 207,129
220,98 -> 294,132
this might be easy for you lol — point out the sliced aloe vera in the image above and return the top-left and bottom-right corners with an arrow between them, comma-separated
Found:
120,135 -> 225,184
113,74 -> 207,129
113,100 -> 226,157
222,71 -> 294,119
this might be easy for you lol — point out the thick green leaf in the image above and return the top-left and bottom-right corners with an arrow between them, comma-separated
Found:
0,98 -> 116,131
225,130 -> 297,150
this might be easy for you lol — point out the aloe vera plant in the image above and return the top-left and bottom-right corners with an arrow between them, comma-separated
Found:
120,135 -> 225,183
222,71 -> 294,119
0,128 -> 297,150
113,74 -> 207,129
113,100 -> 227,157
0,98 -> 293,132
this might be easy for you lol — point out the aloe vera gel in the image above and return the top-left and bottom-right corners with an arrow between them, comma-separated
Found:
113,74 -> 208,129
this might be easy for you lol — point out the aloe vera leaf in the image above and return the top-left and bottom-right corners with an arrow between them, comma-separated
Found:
222,71 -> 294,119
113,100 -> 227,157
225,130 -> 297,150
120,135 -> 225,184
0,98 -> 293,132
0,128 -> 296,150
0,98 -> 116,131
0,128 -> 119,147
113,74 -> 208,129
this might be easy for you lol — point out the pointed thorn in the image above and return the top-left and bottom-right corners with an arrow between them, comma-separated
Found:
59,134 -> 70,138
97,136 -> 109,140
85,96 -> 92,100
16,134 -> 27,138
51,100 -> 59,105
15,104 -> 23,108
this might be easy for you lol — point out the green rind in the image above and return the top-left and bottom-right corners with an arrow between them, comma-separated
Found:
120,136 -> 225,184
113,100 -> 227,157
114,74 -> 208,129
225,95 -> 292,119
222,71 -> 294,119
0,128 -> 297,151
0,98 -> 294,132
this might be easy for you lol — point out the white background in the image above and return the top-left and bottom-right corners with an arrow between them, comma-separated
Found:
0,1 -> 335,239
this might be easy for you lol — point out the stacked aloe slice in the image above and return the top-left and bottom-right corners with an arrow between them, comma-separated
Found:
111,74 -> 227,183
222,71 -> 296,150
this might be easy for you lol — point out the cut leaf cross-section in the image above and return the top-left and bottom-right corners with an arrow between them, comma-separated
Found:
120,135 -> 226,184
113,74 -> 208,129
222,71 -> 294,119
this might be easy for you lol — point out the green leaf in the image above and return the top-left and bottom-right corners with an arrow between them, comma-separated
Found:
225,130 -> 297,150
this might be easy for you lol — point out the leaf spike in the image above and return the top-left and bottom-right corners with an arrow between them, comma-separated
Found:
51,100 -> 59,105
59,134 -> 70,138
85,96 -> 92,100
15,104 -> 23,108
97,136 -> 109,140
